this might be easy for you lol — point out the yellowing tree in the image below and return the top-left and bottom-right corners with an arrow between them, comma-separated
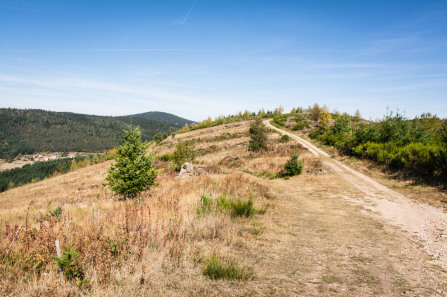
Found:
70,159 -> 77,171
311,103 -> 321,121
354,109 -> 362,121
274,105 -> 284,114
320,105 -> 332,127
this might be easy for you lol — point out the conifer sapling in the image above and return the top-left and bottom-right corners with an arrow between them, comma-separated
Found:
106,126 -> 157,199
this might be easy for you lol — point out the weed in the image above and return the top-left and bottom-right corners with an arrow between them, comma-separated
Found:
203,254 -> 253,280
216,195 -> 231,211
197,194 -> 211,217
265,171 -> 279,180
251,221 -> 265,235
76,278 -> 92,292
231,198 -> 256,218
48,206 -> 62,219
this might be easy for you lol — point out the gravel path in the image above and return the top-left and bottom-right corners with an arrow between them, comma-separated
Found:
266,120 -> 447,270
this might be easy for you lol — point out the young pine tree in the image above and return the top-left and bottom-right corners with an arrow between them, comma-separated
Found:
106,126 -> 157,199
248,118 -> 267,152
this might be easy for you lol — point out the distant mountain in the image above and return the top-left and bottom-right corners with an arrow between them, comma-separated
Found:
0,108 -> 181,159
125,111 -> 196,127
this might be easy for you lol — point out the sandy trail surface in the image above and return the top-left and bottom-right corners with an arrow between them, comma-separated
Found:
266,120 -> 447,270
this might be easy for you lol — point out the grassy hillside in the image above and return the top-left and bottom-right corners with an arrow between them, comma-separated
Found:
0,108 -> 180,159
1,118 -> 445,296
125,111 -> 196,127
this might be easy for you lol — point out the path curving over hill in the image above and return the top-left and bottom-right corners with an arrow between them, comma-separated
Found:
265,120 -> 447,270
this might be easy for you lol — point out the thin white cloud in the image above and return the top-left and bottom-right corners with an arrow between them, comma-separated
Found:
179,0 -> 198,25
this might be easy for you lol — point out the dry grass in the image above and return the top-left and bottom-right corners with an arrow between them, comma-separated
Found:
0,159 -> 271,296
1,120 -> 446,296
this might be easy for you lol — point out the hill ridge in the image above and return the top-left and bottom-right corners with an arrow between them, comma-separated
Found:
0,108 -> 186,158
124,111 -> 196,126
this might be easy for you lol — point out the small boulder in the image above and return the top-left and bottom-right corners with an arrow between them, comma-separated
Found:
176,162 -> 207,180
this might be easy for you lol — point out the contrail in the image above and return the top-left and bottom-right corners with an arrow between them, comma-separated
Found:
181,0 -> 198,24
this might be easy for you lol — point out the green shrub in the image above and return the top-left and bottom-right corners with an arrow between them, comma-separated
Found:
292,122 -> 309,131
172,141 -> 196,171
203,254 -> 253,280
158,153 -> 173,162
284,153 -> 303,176
280,134 -> 290,143
273,115 -> 287,127
55,246 -> 84,281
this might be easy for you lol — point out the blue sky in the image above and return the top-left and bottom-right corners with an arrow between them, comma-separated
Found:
1,0 -> 446,121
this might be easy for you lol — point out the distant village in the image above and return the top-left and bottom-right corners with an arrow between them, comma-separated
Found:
0,152 -> 93,172
31,153 -> 77,162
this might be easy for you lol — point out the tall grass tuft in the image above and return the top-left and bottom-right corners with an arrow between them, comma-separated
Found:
204,254 -> 253,280
231,198 -> 256,218
197,194 -> 211,217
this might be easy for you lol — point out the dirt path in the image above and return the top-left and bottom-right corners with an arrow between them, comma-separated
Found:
243,174 -> 446,296
265,120 -> 447,271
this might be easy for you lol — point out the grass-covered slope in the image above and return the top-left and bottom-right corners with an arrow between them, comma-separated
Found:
1,118 -> 445,296
0,108 -> 180,158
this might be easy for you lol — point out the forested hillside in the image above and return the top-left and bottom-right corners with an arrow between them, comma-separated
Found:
125,111 -> 196,126
0,109 -> 180,159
